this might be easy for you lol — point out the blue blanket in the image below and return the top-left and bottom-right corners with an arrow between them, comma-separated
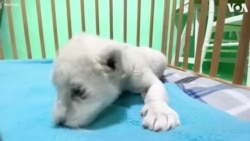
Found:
0,60 -> 250,141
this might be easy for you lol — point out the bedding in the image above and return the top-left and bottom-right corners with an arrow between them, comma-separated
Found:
164,67 -> 250,121
0,60 -> 250,141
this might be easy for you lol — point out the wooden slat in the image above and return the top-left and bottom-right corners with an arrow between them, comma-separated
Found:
161,0 -> 170,56
95,0 -> 100,35
51,0 -> 59,52
36,0 -> 46,58
21,0 -> 32,59
66,0 -> 72,38
182,0 -> 194,70
123,0 -> 127,42
174,0 -> 184,66
149,0 -> 155,47
109,0 -> 113,39
193,0 -> 209,73
136,0 -> 141,46
232,0 -> 250,85
209,0 -> 228,77
0,37 -> 3,59
80,0 -> 86,31
7,0 -> 18,59
167,0 -> 176,65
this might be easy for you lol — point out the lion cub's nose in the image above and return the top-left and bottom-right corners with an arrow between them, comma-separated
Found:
56,118 -> 66,126
53,100 -> 67,126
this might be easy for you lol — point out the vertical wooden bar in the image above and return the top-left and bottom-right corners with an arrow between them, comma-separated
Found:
209,0 -> 228,77
123,0 -> 127,42
136,0 -> 141,46
161,0 -> 170,56
66,0 -> 72,38
194,0 -> 209,73
182,0 -> 194,70
36,0 -> 46,58
80,0 -> 86,31
149,0 -> 155,47
233,0 -> 250,85
7,0 -> 18,59
0,37 -> 3,59
51,0 -> 59,52
174,0 -> 184,66
109,0 -> 113,39
167,0 -> 176,65
95,0 -> 100,35
21,0 -> 32,59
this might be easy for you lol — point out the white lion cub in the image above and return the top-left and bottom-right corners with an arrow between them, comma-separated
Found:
52,33 -> 180,131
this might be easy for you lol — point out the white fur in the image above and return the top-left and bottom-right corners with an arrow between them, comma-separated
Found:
52,33 -> 180,131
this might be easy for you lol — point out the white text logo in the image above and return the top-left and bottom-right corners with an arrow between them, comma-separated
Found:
227,3 -> 248,12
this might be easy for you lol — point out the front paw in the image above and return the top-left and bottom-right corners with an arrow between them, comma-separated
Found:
141,102 -> 180,131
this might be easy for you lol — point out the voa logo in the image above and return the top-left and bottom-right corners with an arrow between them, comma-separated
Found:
227,3 -> 248,12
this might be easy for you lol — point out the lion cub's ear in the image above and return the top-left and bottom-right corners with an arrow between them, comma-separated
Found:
106,54 -> 116,70
97,45 -> 124,73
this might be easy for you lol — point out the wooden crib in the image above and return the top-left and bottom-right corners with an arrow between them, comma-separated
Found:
0,0 -> 249,88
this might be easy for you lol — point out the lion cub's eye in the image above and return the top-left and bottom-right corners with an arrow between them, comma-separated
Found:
71,87 -> 87,100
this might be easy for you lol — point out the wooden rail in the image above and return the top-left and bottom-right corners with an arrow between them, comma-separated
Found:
161,0 -> 170,56
36,0 -> 46,58
174,0 -> 184,66
7,0 -> 17,59
232,0 -> 250,85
